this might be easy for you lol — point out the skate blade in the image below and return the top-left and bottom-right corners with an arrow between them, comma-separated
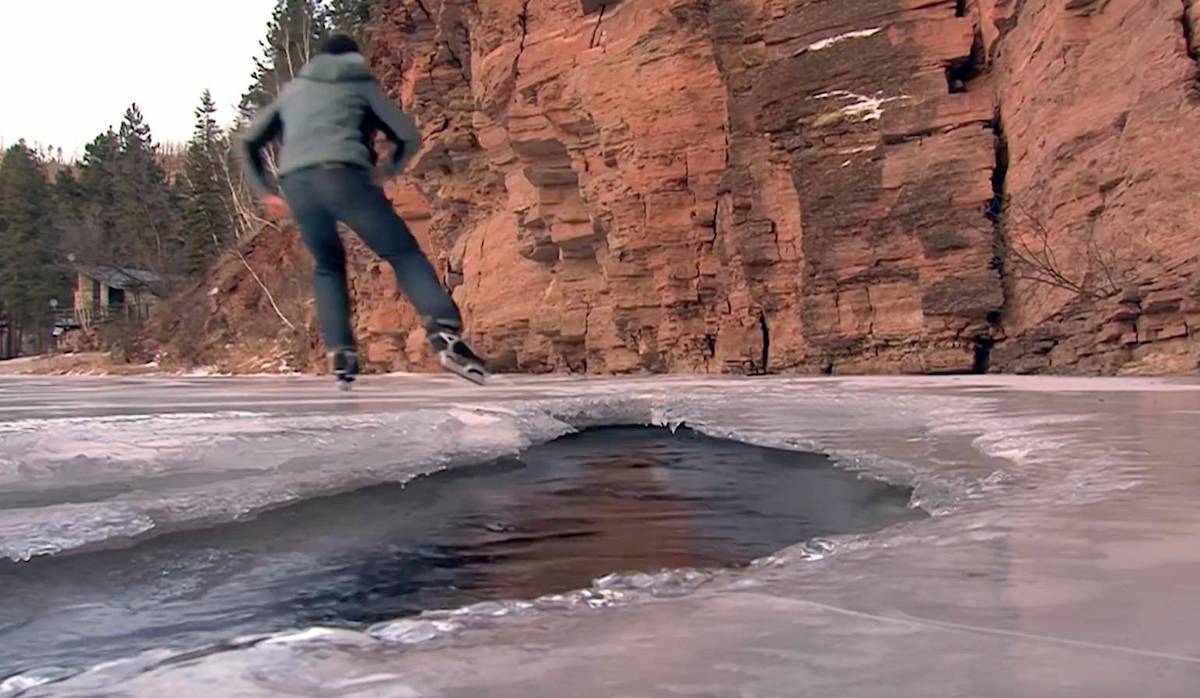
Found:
439,353 -> 488,385
335,371 -> 356,391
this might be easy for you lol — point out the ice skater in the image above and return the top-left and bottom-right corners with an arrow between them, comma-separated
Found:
240,32 -> 485,387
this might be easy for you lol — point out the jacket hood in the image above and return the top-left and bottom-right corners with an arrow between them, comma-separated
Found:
299,53 -> 373,83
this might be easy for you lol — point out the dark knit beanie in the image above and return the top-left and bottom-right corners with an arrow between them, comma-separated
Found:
318,33 -> 360,56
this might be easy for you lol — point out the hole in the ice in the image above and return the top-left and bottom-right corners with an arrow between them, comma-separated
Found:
0,427 -> 922,677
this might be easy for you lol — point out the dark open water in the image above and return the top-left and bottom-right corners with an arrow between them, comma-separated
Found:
0,427 -> 920,677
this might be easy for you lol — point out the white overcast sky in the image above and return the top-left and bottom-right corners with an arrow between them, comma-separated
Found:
0,0 -> 277,158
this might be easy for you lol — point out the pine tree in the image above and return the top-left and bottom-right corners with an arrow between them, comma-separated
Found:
182,90 -> 232,274
237,1 -> 374,120
114,104 -> 184,275
240,0 -> 328,116
53,169 -> 81,208
74,128 -> 123,262
51,168 -> 87,262
323,0 -> 372,34
66,109 -> 188,282
0,143 -> 67,348
221,1 -> 371,248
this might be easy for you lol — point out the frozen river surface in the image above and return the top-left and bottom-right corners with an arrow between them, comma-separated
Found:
1,374 -> 1198,697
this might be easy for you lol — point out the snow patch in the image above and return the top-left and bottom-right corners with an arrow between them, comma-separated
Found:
807,28 -> 882,52
812,90 -> 908,122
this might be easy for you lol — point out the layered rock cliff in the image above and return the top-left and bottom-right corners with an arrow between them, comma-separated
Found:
156,0 -> 1200,375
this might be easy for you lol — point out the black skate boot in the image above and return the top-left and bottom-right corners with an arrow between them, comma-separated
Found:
428,327 -> 487,385
328,348 -> 359,390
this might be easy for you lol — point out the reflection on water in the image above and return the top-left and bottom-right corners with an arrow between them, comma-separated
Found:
0,427 -> 920,676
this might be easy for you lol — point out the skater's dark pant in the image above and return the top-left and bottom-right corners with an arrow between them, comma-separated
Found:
280,165 -> 461,352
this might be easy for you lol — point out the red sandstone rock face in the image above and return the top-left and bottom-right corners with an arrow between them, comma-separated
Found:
166,0 -> 1200,375
359,0 -> 1010,374
978,0 -> 1200,373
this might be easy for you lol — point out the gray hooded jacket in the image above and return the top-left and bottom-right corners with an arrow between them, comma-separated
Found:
240,52 -> 422,195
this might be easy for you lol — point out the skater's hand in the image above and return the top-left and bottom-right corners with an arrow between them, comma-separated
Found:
262,195 -> 291,220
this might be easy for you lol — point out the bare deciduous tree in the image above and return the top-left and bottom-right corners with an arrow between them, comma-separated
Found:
995,202 -> 1152,302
